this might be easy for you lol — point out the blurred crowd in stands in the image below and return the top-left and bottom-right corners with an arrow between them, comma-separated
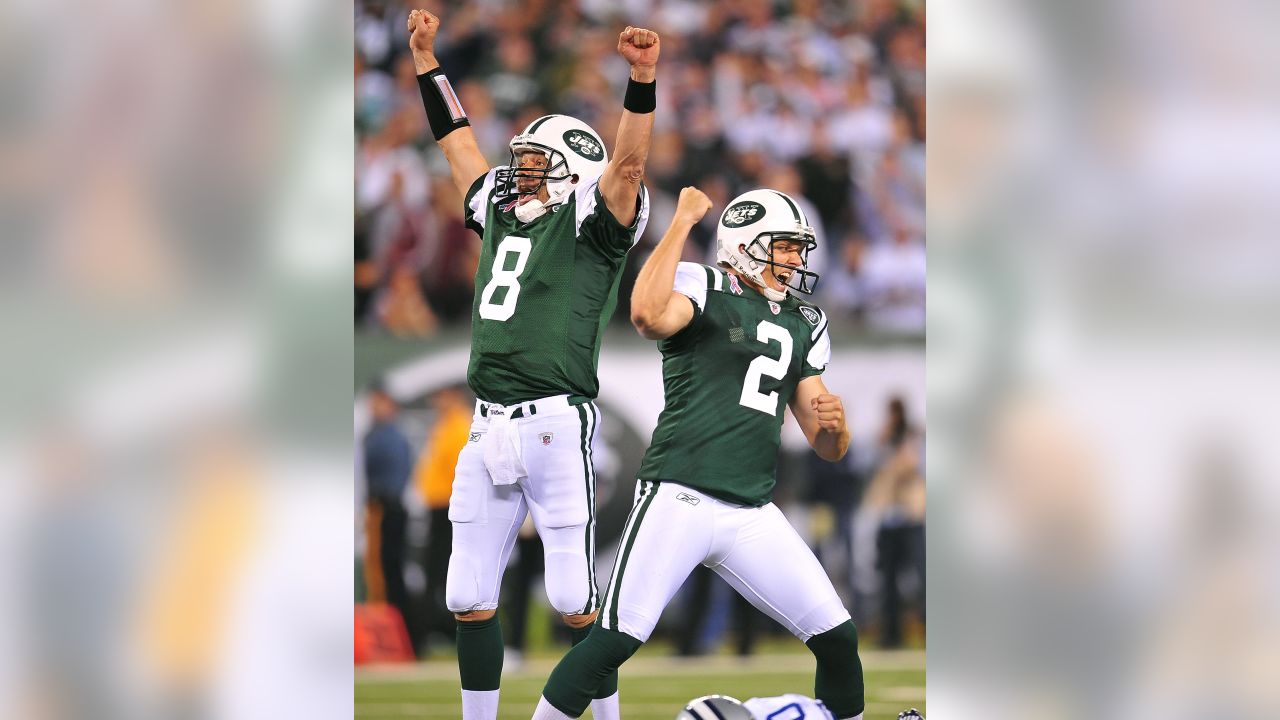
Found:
356,0 -> 925,337
359,384 -> 924,660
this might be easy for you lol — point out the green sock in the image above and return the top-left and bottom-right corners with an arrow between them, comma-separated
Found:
806,620 -> 865,719
569,624 -> 619,698
545,626 -> 641,715
456,615 -> 503,691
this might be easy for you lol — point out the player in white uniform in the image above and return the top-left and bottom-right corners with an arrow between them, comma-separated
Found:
679,695 -> 924,720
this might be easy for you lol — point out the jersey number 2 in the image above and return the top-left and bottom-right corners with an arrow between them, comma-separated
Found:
739,320 -> 792,415
478,235 -> 531,321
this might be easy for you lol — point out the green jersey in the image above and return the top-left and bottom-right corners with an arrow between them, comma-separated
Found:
463,168 -> 649,404
637,263 -> 832,506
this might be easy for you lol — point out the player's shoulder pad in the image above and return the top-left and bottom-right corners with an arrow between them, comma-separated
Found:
794,300 -> 828,341
705,264 -> 739,294
674,262 -> 711,311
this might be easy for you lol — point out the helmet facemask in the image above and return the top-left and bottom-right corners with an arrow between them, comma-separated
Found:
741,230 -> 820,297
495,143 -> 573,198
495,142 -> 581,222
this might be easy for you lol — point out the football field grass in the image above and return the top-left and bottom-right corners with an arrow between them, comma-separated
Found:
356,645 -> 924,719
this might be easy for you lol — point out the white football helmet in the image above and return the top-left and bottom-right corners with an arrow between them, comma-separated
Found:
494,114 -> 609,222
715,189 -> 819,302
677,695 -> 752,720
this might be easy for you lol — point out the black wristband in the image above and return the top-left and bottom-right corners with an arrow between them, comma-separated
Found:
623,78 -> 656,114
417,69 -> 470,141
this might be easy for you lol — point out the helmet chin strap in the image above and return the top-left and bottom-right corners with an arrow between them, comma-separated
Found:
514,175 -> 579,222
755,277 -> 789,302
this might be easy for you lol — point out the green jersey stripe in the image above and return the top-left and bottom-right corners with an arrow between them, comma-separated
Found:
576,405 -> 594,613
585,404 -> 600,612
602,481 -> 647,626
607,480 -> 658,629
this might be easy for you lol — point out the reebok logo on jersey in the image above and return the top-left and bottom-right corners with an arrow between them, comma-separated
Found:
469,432 -> 482,443
768,300 -> 781,315
675,492 -> 701,506
539,432 -> 554,445
799,306 -> 821,325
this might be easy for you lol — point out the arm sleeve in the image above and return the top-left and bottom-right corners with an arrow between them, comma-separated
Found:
464,168 -> 499,236
672,262 -> 708,311
573,177 -> 650,256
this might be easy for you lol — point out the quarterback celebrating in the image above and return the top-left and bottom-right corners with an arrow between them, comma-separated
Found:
531,187 -> 865,720
407,9 -> 658,720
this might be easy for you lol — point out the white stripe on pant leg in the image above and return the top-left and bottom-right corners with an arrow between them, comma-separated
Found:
600,480 -> 650,629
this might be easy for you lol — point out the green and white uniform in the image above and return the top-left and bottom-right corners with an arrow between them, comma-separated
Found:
599,262 -> 849,644
638,262 -> 832,506
464,168 -> 645,404
445,169 -> 649,617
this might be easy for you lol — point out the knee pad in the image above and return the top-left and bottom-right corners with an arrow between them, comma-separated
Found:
445,552 -> 491,613
544,549 -> 592,615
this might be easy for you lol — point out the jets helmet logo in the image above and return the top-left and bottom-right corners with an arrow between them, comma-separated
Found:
563,130 -> 604,161
721,200 -> 766,228
799,306 -> 821,325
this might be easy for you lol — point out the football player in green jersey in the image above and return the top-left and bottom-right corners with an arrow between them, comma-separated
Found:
407,9 -> 660,720
531,188 -> 866,720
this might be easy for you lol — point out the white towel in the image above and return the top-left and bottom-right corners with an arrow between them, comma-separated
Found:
482,410 -> 527,486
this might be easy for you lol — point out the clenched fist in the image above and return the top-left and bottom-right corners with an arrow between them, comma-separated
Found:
811,393 -> 846,432
407,9 -> 440,70
675,186 -> 713,225
617,26 -> 660,69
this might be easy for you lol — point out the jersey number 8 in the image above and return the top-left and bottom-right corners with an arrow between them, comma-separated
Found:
739,320 -> 793,416
478,235 -> 532,321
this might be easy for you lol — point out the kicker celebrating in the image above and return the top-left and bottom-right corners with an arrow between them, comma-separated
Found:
532,186 -> 865,720
407,9 -> 659,720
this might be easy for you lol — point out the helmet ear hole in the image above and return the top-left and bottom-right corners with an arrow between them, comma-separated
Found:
570,173 -> 580,183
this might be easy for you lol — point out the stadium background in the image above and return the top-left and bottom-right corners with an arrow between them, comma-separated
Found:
355,0 -> 925,717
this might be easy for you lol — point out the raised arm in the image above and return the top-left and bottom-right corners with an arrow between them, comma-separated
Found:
599,27 -> 661,226
408,9 -> 490,197
629,187 -> 713,340
790,376 -> 851,462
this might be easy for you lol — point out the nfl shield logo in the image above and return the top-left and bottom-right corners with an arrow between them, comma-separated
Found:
768,301 -> 780,315
728,274 -> 743,295
540,432 -> 554,446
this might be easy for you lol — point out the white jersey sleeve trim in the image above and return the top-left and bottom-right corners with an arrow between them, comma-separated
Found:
806,323 -> 832,372
710,267 -> 724,292
633,184 -> 650,247
810,308 -> 828,341
573,176 -> 598,236
467,168 -> 499,230
673,262 -> 708,311
574,177 -> 651,247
